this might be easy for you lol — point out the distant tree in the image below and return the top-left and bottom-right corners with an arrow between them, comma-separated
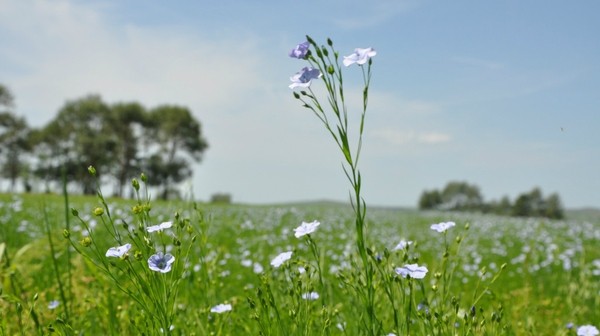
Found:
0,84 -> 14,111
496,195 -> 512,215
440,181 -> 483,211
0,85 -> 32,191
512,193 -> 532,217
144,105 -> 208,199
511,188 -> 564,219
418,189 -> 442,210
32,95 -> 116,194
544,193 -> 564,219
210,193 -> 232,204
0,112 -> 31,191
107,102 -> 148,197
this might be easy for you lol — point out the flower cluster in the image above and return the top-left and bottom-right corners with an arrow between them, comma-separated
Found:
288,39 -> 376,90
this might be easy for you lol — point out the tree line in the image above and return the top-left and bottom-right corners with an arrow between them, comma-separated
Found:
418,181 -> 564,219
0,84 -> 208,199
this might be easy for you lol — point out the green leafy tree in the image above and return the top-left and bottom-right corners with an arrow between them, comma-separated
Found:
107,102 -> 148,197
440,181 -> 483,211
0,85 -> 32,191
144,105 -> 208,199
32,95 -> 116,194
418,189 -> 442,210
544,193 -> 564,219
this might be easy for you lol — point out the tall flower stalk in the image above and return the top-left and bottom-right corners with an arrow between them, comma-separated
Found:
289,36 -> 378,334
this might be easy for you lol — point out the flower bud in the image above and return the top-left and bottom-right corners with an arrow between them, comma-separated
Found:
80,237 -> 92,247
134,250 -> 143,261
140,173 -> 147,183
293,92 -> 300,99
71,208 -> 79,216
88,165 -> 96,176
131,178 -> 140,191
322,47 -> 328,57
62,229 -> 70,239
132,205 -> 143,214
327,65 -> 334,75
327,38 -> 333,46
93,207 -> 104,216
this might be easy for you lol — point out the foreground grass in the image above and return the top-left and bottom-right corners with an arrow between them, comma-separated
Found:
0,192 -> 598,335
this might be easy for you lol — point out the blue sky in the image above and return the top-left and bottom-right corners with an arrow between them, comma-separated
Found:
1,0 -> 599,208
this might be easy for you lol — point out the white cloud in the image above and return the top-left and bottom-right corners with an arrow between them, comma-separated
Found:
0,0 -> 265,126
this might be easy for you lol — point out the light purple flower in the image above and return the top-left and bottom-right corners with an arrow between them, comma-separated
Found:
301,292 -> 319,300
393,240 -> 413,251
48,300 -> 59,310
578,325 -> 600,336
210,303 -> 232,314
148,252 -> 175,273
294,220 -> 320,238
289,67 -> 321,89
105,243 -> 132,258
147,221 -> 173,233
271,251 -> 293,268
289,41 -> 310,59
343,47 -> 377,67
430,221 -> 456,233
395,263 -> 428,279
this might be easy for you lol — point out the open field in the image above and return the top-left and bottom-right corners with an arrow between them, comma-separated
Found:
1,192 -> 599,335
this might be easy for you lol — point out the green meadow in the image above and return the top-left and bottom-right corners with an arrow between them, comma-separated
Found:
1,192 -> 598,335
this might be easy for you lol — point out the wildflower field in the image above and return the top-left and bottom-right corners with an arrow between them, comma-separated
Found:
0,191 -> 598,335
2,37 -> 599,336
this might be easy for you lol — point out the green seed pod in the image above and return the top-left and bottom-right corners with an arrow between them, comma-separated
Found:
131,178 -> 140,191
62,229 -> 70,239
71,208 -> 79,216
80,237 -> 92,247
140,172 -> 147,183
93,207 -> 104,216
88,165 -> 96,176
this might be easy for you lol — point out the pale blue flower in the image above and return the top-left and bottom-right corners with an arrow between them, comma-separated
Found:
294,220 -> 320,238
430,221 -> 456,233
105,243 -> 132,258
271,251 -> 293,268
289,67 -> 321,89
578,325 -> 599,336
147,221 -> 173,233
395,263 -> 428,279
301,292 -> 319,300
148,252 -> 175,273
48,300 -> 59,310
393,240 -> 413,251
289,41 -> 310,59
343,47 -> 377,67
210,303 -> 232,313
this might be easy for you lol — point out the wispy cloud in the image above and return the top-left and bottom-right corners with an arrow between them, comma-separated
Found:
0,0 -> 266,125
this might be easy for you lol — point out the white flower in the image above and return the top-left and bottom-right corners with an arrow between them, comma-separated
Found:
147,221 -> 173,233
105,243 -> 132,258
301,292 -> 319,300
210,303 -> 232,314
578,325 -> 600,336
430,221 -> 456,233
253,262 -> 264,274
270,251 -> 293,268
393,240 -> 413,251
395,264 -> 428,279
343,47 -> 377,67
294,220 -> 320,238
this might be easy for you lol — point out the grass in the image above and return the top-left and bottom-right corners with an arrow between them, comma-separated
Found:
0,192 -> 599,335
